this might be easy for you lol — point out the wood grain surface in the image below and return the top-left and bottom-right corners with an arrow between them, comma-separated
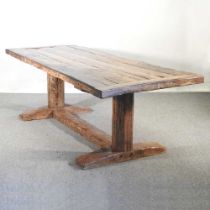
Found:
6,45 -> 204,98
20,104 -> 111,149
112,93 -> 134,152
53,109 -> 111,149
76,142 -> 166,169
48,75 -> 64,108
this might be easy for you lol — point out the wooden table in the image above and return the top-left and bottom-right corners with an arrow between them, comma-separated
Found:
6,45 -> 204,169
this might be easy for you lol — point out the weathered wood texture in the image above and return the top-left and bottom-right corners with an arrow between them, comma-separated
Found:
53,109 -> 111,149
20,104 -> 111,149
20,106 -> 53,121
6,45 -> 204,98
8,45 -> 202,168
48,75 -> 64,108
20,103 -> 166,169
76,142 -> 166,169
112,93 -> 134,152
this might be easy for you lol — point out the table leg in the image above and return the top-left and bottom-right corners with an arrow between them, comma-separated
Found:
76,93 -> 166,169
48,74 -> 64,108
19,75 -> 64,120
20,74 -> 87,121
112,93 -> 134,152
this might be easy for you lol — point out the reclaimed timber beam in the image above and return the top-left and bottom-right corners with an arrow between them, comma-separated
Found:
76,142 -> 166,169
19,105 -> 92,122
76,93 -> 166,169
112,93 -> 134,152
53,109 -> 111,149
48,75 -> 64,108
20,103 -> 111,149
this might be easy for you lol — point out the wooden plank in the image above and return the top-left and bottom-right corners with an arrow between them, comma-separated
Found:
38,47 -> 163,80
48,75 -> 64,108
53,109 -> 111,149
6,46 -> 204,98
66,45 -> 195,76
61,46 -> 181,77
101,74 -> 204,98
76,142 -> 166,169
112,93 -> 134,152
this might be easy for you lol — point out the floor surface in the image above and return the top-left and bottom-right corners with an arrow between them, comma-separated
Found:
0,93 -> 210,210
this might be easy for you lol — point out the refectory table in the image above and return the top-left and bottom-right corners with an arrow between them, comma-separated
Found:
6,45 -> 204,169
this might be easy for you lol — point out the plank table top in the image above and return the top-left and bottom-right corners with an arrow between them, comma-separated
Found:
6,45 -> 204,98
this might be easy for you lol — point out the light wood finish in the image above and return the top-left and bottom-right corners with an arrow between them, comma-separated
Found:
20,105 -> 92,121
20,106 -> 53,121
6,45 -> 204,98
76,142 -> 166,169
112,93 -> 134,152
48,75 -> 64,108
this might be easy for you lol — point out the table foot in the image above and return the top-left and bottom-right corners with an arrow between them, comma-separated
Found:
20,106 -> 53,121
76,142 -> 166,169
20,105 -> 92,121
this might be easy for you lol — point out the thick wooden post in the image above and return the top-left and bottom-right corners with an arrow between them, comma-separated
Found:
112,93 -> 134,152
48,75 -> 64,108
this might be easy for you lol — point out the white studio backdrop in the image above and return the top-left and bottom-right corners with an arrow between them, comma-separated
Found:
0,0 -> 210,93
